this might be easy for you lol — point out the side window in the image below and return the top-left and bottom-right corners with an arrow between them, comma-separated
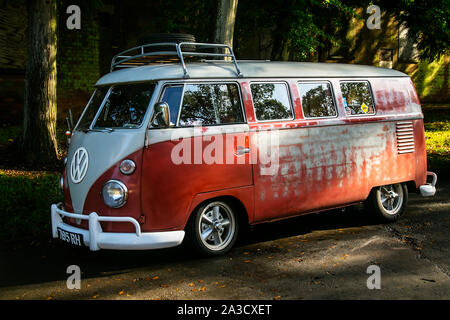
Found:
160,85 -> 183,126
340,81 -> 375,115
178,83 -> 244,126
250,83 -> 293,121
298,82 -> 336,118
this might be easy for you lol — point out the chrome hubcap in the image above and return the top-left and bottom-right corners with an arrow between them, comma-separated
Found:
199,202 -> 235,251
379,184 -> 403,215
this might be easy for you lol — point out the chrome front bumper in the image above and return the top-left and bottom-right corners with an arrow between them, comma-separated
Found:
419,171 -> 437,197
51,203 -> 185,251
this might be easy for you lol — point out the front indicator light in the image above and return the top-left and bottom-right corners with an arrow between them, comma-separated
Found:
102,180 -> 128,208
119,159 -> 136,175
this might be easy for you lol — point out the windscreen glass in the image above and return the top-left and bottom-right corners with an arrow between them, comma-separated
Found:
94,83 -> 156,129
76,87 -> 109,131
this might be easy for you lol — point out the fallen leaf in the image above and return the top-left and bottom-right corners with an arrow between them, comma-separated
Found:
188,282 -> 195,287
152,276 -> 159,280
273,296 -> 281,300
118,291 -> 124,295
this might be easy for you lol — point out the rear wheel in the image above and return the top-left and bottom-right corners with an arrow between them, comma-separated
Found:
364,183 -> 408,222
187,200 -> 238,256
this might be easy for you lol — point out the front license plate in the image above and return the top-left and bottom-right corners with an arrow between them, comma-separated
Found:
58,228 -> 83,246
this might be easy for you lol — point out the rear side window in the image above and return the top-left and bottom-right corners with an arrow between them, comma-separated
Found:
298,82 -> 336,118
250,83 -> 293,121
340,81 -> 375,115
178,83 -> 244,126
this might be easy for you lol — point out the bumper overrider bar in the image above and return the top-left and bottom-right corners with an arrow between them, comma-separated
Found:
419,171 -> 437,197
51,203 -> 185,251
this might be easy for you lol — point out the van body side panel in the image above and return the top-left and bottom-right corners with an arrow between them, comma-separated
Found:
141,129 -> 253,231
370,77 -> 426,188
247,76 -> 423,223
250,121 -> 415,222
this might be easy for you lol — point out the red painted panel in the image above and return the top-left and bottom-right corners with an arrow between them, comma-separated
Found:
141,132 -> 253,231
65,149 -> 144,233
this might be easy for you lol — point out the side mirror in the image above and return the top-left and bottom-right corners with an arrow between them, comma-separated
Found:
151,102 -> 170,128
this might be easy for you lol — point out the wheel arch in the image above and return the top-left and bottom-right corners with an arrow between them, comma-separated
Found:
184,194 -> 250,231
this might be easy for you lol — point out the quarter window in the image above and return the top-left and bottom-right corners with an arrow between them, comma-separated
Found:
160,85 -> 183,126
298,82 -> 336,118
340,81 -> 375,115
250,83 -> 293,121
178,83 -> 244,126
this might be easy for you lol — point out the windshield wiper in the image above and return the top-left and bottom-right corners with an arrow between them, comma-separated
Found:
82,127 -> 114,133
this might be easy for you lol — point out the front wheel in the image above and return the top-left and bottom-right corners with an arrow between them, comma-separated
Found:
187,200 -> 239,256
364,183 -> 408,222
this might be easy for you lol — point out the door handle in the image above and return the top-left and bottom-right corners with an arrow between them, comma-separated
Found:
235,146 -> 250,156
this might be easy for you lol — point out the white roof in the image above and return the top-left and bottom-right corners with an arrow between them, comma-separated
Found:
96,61 -> 408,86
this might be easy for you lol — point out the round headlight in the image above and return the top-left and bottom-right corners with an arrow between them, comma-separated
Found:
102,180 -> 128,208
119,159 -> 136,175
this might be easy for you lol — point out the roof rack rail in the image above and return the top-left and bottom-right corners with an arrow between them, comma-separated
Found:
110,42 -> 243,78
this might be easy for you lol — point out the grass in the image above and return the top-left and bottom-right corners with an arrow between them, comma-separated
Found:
422,104 -> 450,174
0,169 -> 61,244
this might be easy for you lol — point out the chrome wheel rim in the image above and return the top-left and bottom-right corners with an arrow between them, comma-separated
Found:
379,184 -> 403,215
198,202 -> 235,251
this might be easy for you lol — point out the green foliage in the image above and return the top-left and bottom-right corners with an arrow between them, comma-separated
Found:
381,0 -> 449,60
235,0 -> 362,61
0,170 -> 61,243
235,0 -> 448,61
422,105 -> 450,174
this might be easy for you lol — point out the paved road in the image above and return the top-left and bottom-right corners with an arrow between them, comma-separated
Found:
1,179 -> 449,300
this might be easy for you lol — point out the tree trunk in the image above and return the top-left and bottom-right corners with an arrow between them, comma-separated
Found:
213,0 -> 238,59
22,0 -> 58,167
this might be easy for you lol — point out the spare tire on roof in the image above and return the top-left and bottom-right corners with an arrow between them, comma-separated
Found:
137,33 -> 196,52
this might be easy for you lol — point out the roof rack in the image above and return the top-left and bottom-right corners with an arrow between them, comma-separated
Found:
110,42 -> 243,78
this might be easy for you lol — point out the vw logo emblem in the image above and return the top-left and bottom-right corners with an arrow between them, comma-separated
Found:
70,147 -> 89,184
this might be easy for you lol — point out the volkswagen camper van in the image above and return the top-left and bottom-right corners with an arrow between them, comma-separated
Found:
51,42 -> 437,255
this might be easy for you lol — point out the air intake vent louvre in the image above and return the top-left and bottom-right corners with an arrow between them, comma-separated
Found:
396,121 -> 415,154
